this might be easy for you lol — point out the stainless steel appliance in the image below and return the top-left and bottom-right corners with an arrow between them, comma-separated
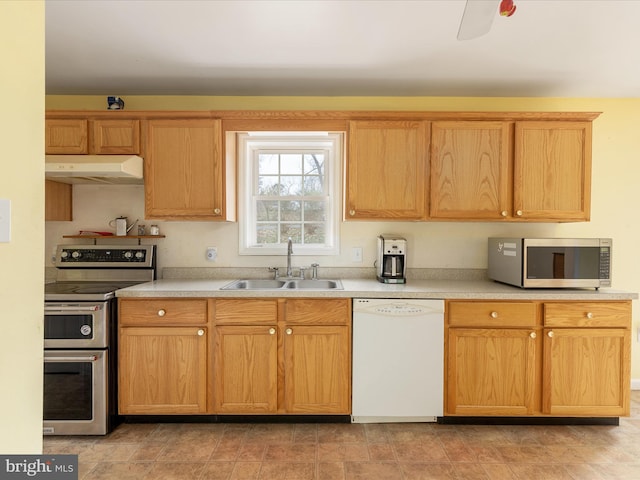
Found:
488,237 -> 612,289
351,299 -> 444,423
43,244 -> 155,435
376,235 -> 407,284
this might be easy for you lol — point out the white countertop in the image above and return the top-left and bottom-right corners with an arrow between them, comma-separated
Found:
115,278 -> 638,301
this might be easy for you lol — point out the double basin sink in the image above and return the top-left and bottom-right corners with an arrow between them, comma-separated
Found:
221,278 -> 343,290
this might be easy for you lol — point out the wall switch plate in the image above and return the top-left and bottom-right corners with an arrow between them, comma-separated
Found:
0,199 -> 10,243
206,247 -> 217,262
351,247 -> 363,263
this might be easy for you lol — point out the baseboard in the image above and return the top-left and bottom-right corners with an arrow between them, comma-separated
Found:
632,379 -> 640,390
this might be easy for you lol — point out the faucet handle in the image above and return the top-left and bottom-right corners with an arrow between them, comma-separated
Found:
299,267 -> 307,280
268,267 -> 280,279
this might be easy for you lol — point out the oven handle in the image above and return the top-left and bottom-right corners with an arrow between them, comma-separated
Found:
45,355 -> 98,362
44,305 -> 101,312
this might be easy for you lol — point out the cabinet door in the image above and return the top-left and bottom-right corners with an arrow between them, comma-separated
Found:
283,325 -> 351,414
119,326 -> 208,414
144,118 -> 224,219
447,328 -> 538,415
430,121 -> 511,219
542,327 -> 630,416
90,119 -> 140,154
213,325 -> 278,413
346,120 -> 428,220
45,119 -> 88,154
514,121 -> 592,221
45,180 -> 72,221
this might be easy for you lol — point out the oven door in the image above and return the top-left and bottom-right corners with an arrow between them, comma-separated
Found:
44,301 -> 109,349
43,350 -> 108,435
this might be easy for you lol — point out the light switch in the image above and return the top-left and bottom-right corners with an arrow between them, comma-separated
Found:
0,199 -> 10,243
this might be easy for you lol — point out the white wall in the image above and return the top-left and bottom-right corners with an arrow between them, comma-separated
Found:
0,1 -> 44,453
45,97 -> 640,382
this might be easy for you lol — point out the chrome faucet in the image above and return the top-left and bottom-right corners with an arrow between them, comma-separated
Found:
286,237 -> 293,277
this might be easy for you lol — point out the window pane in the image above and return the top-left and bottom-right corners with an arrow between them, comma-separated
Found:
303,201 -> 326,221
304,154 -> 325,175
258,154 -> 279,174
258,176 -> 280,195
304,223 -> 326,244
280,224 -> 301,243
303,176 -> 323,195
257,224 -> 278,244
280,176 -> 302,196
281,154 -> 302,174
281,200 -> 301,221
256,200 -> 279,221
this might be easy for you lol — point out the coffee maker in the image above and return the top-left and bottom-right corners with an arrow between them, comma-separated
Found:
376,235 -> 407,284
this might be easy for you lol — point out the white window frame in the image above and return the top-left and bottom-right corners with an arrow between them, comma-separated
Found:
237,132 -> 342,256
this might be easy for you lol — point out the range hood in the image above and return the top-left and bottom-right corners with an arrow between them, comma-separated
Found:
45,155 -> 143,185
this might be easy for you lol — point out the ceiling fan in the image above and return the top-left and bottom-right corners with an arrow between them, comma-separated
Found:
457,0 -> 517,40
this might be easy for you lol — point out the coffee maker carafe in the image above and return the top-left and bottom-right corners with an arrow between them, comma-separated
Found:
376,235 -> 407,284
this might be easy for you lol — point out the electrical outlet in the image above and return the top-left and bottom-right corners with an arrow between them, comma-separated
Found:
206,247 -> 217,262
351,247 -> 363,263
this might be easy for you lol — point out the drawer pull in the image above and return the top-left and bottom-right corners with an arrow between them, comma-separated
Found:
530,332 -> 537,339
548,331 -> 554,338
197,329 -> 205,336
490,311 -> 499,319
586,312 -> 594,319
214,208 -> 221,215
286,328 -> 293,335
349,209 -> 356,216
157,309 -> 166,317
269,328 -> 276,335
501,210 -> 508,217
516,210 -> 523,216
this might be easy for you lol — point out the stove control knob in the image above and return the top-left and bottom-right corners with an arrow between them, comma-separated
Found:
60,251 -> 69,259
124,251 -> 133,259
135,251 -> 144,259
71,251 -> 81,259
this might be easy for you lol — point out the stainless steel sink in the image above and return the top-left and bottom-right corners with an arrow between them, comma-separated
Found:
220,279 -> 287,290
220,278 -> 343,290
283,279 -> 343,290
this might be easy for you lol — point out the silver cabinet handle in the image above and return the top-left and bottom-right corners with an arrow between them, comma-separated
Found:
286,328 -> 293,335
197,329 -> 205,336
530,332 -> 537,339
548,331 -> 554,338
269,328 -> 276,335
157,309 -> 166,317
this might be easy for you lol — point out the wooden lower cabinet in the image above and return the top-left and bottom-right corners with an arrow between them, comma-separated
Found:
446,300 -> 631,417
213,298 -> 351,414
118,299 -> 209,414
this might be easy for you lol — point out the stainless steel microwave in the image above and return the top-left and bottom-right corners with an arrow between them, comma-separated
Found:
488,238 -> 612,289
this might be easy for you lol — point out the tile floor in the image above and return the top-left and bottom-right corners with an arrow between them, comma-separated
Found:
44,392 -> 640,480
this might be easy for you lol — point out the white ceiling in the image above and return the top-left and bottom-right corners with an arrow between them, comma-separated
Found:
45,0 -> 640,98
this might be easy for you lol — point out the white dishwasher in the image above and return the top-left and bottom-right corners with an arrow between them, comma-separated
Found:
351,298 -> 444,423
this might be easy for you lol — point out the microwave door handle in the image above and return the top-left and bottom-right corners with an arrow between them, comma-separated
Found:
44,305 -> 100,312
45,355 -> 98,362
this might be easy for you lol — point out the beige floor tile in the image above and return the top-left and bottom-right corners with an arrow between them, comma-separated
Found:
259,462 -> 316,479
344,461 -> 403,480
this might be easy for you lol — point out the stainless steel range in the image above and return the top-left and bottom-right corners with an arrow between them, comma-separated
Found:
43,244 -> 155,435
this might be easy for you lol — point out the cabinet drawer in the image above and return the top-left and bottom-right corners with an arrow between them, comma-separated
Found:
284,299 -> 351,325
214,299 -> 278,325
448,301 -> 537,328
544,302 -> 631,328
119,299 -> 207,326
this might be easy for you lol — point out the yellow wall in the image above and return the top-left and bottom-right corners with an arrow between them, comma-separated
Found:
0,1 -> 44,452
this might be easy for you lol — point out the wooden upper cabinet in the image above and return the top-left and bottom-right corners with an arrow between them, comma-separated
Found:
514,121 -> 592,221
430,121 -> 511,220
45,119 -> 88,154
45,180 -> 72,221
346,120 -> 428,220
144,118 -> 227,220
90,119 -> 140,154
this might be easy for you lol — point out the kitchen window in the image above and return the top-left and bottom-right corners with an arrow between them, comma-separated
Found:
237,132 -> 342,255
